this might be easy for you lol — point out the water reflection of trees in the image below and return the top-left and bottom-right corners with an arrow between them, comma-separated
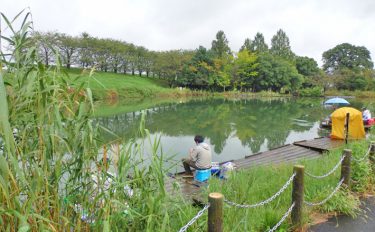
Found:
95,98 -> 327,154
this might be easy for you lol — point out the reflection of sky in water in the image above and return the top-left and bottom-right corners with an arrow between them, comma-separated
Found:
285,122 -> 321,145
96,97 -> 375,172
140,121 -> 323,172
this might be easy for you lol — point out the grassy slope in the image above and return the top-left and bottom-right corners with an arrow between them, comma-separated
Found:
202,138 -> 373,231
66,68 -> 375,102
93,97 -> 201,117
66,68 -> 177,100
66,69 -> 291,103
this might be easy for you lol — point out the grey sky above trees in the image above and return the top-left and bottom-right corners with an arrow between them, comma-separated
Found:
3,0 -> 375,67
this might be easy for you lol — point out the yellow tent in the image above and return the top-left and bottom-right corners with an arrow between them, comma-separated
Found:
331,107 -> 365,140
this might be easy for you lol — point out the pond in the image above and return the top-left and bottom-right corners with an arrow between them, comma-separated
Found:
94,97 -> 373,171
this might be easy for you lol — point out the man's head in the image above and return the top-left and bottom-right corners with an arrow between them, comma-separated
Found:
194,135 -> 204,144
362,107 -> 367,111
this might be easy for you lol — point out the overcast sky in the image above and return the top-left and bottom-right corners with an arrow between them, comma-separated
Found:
2,0 -> 375,66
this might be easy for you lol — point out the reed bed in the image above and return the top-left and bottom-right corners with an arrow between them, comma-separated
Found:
0,11 -> 194,231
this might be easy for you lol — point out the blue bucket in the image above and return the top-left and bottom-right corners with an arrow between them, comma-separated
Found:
195,169 -> 211,182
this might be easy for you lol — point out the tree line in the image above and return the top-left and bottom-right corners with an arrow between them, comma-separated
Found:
31,29 -> 374,94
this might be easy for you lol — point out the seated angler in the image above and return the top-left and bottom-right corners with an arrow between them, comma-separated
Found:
182,135 -> 212,175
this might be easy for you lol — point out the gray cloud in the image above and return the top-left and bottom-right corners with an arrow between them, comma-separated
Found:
2,0 -> 375,66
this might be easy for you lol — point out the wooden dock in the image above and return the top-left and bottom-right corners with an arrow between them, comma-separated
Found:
293,137 -> 343,152
165,137 -> 344,199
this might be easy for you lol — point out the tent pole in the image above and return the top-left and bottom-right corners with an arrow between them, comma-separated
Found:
345,113 -> 350,144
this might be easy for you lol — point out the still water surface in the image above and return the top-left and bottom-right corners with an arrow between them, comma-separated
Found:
96,97 -> 370,167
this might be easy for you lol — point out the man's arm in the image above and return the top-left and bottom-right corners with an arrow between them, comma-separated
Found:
189,147 -> 199,161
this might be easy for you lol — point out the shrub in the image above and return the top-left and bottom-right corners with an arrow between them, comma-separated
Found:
298,87 -> 323,97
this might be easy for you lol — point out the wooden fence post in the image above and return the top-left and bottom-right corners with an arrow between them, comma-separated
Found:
291,165 -> 304,228
340,149 -> 352,188
369,141 -> 375,171
208,192 -> 223,232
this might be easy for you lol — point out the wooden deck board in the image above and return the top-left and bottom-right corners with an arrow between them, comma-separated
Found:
293,137 -> 344,151
236,149 -> 320,167
165,137 -> 345,199
164,176 -> 202,196
235,146 -> 321,168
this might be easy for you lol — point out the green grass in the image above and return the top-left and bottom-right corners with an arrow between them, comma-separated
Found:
66,68 -> 176,100
93,97 -> 202,117
197,138 -> 374,231
65,68 -> 294,102
324,89 -> 375,98
2,12 -> 375,232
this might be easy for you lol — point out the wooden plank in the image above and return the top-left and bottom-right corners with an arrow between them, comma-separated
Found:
293,137 -> 343,151
239,145 -> 318,164
251,151 -> 321,165
243,149 -> 319,165
164,137 -> 345,198
164,176 -> 202,197
235,147 -> 320,168
243,144 -> 301,159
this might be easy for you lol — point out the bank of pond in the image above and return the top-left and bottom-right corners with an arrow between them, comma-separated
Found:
63,136 -> 375,231
1,117 -> 375,231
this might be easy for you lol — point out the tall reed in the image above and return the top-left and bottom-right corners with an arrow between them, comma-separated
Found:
1,11 -> 373,232
0,11 -> 193,231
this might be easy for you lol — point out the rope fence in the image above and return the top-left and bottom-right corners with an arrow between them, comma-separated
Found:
178,141 -> 375,232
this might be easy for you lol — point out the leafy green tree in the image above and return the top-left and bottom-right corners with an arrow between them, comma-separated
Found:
180,46 -> 215,88
32,31 -> 58,66
211,30 -> 231,58
256,53 -> 302,92
275,58 -> 303,93
78,32 -> 94,68
322,43 -> 373,72
94,38 -> 112,72
56,33 -> 79,69
211,57 -> 232,91
363,69 -> 375,90
119,42 -> 132,74
144,51 -> 156,77
107,39 -> 125,73
126,43 -> 138,75
295,56 -> 322,89
232,50 -> 258,91
270,29 -> 294,60
239,38 -> 252,52
152,50 -> 192,86
152,51 -> 168,79
295,56 -> 319,77
332,68 -> 367,90
251,32 -> 268,53
135,46 -> 148,76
